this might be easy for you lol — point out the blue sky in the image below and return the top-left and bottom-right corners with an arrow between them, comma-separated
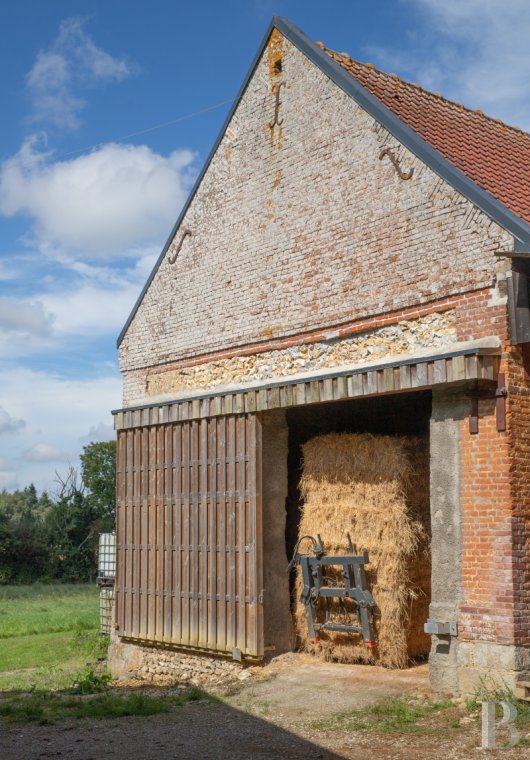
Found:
1,0 -> 528,494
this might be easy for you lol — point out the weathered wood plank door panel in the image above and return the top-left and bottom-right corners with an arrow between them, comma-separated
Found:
115,414 -> 263,657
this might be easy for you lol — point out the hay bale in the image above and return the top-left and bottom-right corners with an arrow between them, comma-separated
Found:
295,433 -> 430,668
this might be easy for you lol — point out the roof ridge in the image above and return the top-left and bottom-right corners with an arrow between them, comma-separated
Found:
316,42 -> 530,141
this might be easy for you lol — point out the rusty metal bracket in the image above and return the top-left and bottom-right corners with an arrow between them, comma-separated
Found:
468,373 -> 507,434
269,81 -> 285,129
379,147 -> 414,180
167,229 -> 192,265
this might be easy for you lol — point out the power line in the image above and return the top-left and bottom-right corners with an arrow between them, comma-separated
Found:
58,98 -> 234,159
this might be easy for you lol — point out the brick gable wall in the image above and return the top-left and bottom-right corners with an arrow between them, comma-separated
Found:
118,30 -> 513,385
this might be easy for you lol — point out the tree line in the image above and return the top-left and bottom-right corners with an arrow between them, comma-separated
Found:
0,441 -> 116,584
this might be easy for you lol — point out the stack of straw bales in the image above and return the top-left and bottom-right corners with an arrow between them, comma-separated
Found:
295,433 -> 430,668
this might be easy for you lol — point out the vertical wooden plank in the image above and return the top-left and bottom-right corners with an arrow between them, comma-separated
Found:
156,426 -> 165,641
208,418 -> 218,650
227,415 -> 237,650
236,415 -> 247,651
453,355 -> 466,382
366,371 -> 377,395
255,413 -> 264,658
246,414 -> 262,657
190,420 -> 200,645
133,428 -> 142,639
481,355 -> 495,381
244,391 -> 257,413
147,426 -> 157,640
218,417 -> 227,651
335,375 -> 348,400
433,359 -> 446,385
415,361 -> 428,387
426,361 -> 434,387
268,386 -> 280,409
164,423 -> 173,643
200,418 -> 209,647
309,381 -> 320,404
351,373 -> 364,397
466,354 -> 478,381
383,367 -> 394,392
140,428 -> 149,639
257,388 -> 267,411
295,383 -> 305,406
173,423 -> 182,643
182,422 -> 190,645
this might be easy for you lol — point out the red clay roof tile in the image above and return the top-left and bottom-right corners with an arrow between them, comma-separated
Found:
321,46 -> 530,226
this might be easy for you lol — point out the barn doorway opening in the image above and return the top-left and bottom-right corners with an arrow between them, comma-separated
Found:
284,390 -> 432,667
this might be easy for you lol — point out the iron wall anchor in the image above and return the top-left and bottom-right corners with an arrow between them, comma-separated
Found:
379,147 -> 414,180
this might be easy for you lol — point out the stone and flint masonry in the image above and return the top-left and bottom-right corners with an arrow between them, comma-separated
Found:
109,17 -> 530,695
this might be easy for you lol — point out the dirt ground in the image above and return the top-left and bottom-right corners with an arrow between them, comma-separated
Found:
1,654 -> 529,760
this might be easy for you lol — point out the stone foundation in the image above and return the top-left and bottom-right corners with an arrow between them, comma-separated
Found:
457,641 -> 530,696
108,638 -> 244,688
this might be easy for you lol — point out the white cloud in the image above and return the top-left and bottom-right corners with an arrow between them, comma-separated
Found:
0,367 -> 121,493
0,296 -> 54,338
0,471 -> 18,490
82,422 -> 115,443
23,443 -> 69,462
0,407 -> 26,435
368,0 -> 530,129
0,137 -> 195,257
26,17 -> 131,129
0,293 -> 59,359
0,261 -> 23,282
40,281 -> 140,337
0,247 -> 154,358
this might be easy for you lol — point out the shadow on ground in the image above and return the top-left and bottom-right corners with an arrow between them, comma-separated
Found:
0,693 -> 345,760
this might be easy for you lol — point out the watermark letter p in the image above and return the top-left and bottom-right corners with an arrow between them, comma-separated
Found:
481,701 -> 519,750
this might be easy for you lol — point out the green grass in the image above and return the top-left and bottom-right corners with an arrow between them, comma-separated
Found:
0,583 -> 101,693
306,696 -> 454,735
0,686 -> 207,724
0,584 -> 99,638
0,630 -> 74,671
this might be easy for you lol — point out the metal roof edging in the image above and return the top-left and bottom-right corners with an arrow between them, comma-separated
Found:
117,15 -> 530,348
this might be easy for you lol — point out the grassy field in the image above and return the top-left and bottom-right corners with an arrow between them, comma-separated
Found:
0,584 -> 101,692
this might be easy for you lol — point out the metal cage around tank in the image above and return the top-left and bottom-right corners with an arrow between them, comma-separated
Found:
97,532 -> 116,635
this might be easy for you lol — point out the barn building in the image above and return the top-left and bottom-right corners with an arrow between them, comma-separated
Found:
109,17 -> 530,696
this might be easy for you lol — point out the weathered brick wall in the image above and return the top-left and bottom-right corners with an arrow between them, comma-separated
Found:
460,399 -> 514,644
119,29 -> 512,395
505,346 -> 530,648
459,339 -> 530,651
